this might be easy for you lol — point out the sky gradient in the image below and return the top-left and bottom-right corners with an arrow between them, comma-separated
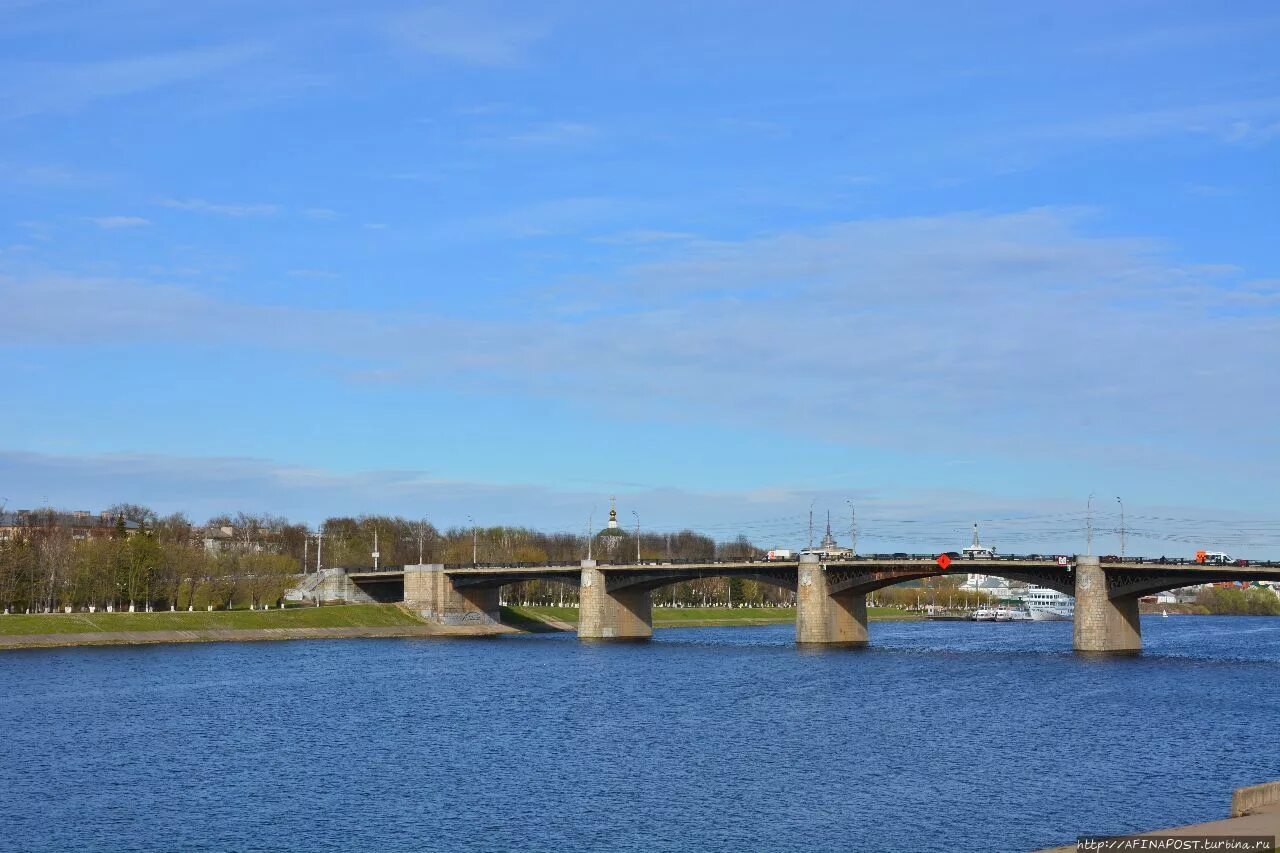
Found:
2,1 -> 1279,554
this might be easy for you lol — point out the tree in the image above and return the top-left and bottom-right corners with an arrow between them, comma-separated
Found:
106,503 -> 157,528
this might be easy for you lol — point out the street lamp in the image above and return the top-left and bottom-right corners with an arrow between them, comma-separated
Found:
467,515 -> 477,566
632,510 -> 640,564
1086,493 -> 1095,556
1116,497 -> 1125,561
416,517 -> 431,565
846,499 -> 857,556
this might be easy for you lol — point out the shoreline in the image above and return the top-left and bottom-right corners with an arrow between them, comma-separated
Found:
5,606 -> 1272,652
0,623 -> 515,651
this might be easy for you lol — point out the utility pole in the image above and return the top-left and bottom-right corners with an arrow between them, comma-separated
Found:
315,532 -> 323,573
1086,493 -> 1095,557
303,534 -> 309,574
808,500 -> 815,550
847,500 -> 857,556
632,510 -> 640,564
372,527 -> 380,570
467,515 -> 477,566
417,518 -> 428,565
587,510 -> 594,561
1116,497 -> 1125,561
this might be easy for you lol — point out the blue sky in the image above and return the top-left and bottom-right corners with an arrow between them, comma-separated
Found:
2,1 -> 1279,554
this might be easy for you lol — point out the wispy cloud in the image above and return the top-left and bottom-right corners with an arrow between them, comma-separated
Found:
0,42 -> 266,118
0,162 -> 108,187
1028,97 -> 1280,146
502,121 -> 599,146
88,215 -> 150,229
158,197 -> 281,217
390,5 -> 547,68
4,207 -> 1277,479
1081,17 -> 1280,57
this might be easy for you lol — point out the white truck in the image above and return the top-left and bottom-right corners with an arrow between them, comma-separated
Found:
765,549 -> 796,561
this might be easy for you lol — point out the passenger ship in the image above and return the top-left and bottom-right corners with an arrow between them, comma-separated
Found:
1025,586 -> 1074,622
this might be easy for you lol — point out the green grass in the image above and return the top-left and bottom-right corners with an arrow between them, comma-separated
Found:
503,605 -> 921,630
0,604 -> 425,635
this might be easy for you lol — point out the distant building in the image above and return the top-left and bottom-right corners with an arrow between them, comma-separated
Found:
802,512 -> 852,559
197,524 -> 278,554
0,509 -> 141,542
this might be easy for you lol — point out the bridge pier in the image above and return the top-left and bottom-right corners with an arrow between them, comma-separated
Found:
1072,555 -> 1141,654
796,554 -> 869,645
404,564 -> 501,627
577,562 -> 653,641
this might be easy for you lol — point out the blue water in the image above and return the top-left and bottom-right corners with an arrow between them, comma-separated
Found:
1,617 -> 1278,852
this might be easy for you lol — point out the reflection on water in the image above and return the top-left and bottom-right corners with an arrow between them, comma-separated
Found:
1,616 -> 1278,852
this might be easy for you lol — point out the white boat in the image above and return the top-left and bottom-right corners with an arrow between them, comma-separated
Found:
972,608 -> 997,621
1026,586 -> 1074,622
1161,610 -> 1168,618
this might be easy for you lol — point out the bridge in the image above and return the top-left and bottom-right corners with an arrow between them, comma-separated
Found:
322,555 -> 1280,654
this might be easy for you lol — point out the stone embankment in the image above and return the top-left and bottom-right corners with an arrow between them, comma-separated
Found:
1038,779 -> 1280,851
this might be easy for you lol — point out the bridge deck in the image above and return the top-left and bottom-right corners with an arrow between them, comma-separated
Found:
345,559 -> 1280,584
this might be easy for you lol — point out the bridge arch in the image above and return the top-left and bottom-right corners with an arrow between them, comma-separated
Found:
1103,567 -> 1280,599
823,565 -> 1074,597
606,566 -> 798,596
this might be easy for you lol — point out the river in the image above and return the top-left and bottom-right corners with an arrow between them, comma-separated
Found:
1,616 -> 1278,852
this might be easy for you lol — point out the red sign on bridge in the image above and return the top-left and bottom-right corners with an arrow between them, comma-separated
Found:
936,554 -> 952,570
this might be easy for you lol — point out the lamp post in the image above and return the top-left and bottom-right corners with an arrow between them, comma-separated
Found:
808,499 -> 815,550
846,499 -> 857,556
1086,493 -> 1095,556
1116,497 -> 1125,561
417,518 -> 429,565
632,510 -> 640,564
467,515 -> 477,566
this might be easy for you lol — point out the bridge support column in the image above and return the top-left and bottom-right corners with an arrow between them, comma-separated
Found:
1073,555 -> 1141,654
796,554 -> 869,645
578,561 -> 652,641
404,564 -> 500,627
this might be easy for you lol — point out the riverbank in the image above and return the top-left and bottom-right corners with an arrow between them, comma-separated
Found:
0,604 -> 513,650
0,602 -> 924,649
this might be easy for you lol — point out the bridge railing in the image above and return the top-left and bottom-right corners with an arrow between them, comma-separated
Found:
349,556 -> 1280,572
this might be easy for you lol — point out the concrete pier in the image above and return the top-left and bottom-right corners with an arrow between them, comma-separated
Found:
1072,555 -> 1141,654
795,554 -> 869,645
403,564 -> 500,627
577,562 -> 653,641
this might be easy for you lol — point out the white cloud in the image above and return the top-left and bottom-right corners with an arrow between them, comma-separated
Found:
0,42 -> 266,118
3,208 -> 1277,477
89,215 -> 150,229
158,197 -> 281,217
1029,97 -> 1280,146
391,5 -> 546,68
502,121 -> 598,146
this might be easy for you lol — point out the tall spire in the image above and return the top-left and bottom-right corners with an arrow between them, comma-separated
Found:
607,495 -> 618,529
821,510 -> 837,549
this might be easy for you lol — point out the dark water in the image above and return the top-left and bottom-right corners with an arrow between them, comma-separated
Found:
2,617 -> 1278,853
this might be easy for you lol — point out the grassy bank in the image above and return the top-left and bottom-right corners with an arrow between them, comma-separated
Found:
0,603 -> 425,636
503,605 -> 921,630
